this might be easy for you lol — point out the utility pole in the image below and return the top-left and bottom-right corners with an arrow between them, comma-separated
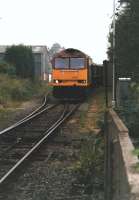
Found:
112,0 -> 116,108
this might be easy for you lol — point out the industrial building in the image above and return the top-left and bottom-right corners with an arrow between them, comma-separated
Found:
0,45 -> 51,80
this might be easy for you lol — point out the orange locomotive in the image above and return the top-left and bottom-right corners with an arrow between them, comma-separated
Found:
50,48 -> 93,99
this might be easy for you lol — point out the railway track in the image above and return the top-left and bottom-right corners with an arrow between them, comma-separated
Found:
0,99 -> 79,191
0,94 -> 49,135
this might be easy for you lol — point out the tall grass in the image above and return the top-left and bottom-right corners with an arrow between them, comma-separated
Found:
0,74 -> 48,106
73,134 -> 104,194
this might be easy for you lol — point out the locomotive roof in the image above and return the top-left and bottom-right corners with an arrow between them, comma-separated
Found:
53,48 -> 88,58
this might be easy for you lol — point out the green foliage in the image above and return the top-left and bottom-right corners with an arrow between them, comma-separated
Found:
117,83 -> 139,138
132,149 -> 139,173
132,163 -> 139,173
133,149 -> 139,156
118,104 -> 139,137
0,61 -> 16,76
4,45 -> 34,79
129,82 -> 139,100
74,135 -> 104,194
0,74 -> 47,106
108,0 -> 139,80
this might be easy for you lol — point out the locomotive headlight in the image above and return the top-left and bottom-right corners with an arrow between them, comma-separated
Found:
53,80 -> 59,83
53,80 -> 58,83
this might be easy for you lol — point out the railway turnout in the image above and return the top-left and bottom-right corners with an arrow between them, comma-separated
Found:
0,96 -> 79,189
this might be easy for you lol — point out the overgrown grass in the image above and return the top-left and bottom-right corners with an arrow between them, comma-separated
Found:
0,74 -> 49,107
132,149 -> 139,172
68,89 -> 106,196
73,134 -> 104,194
78,88 -> 106,130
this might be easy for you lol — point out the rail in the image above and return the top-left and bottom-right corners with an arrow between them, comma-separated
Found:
0,104 -> 79,186
0,93 -> 53,136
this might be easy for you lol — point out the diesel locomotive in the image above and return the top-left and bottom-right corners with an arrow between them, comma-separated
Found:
49,48 -> 94,99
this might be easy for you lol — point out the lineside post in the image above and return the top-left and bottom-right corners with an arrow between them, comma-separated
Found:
103,60 -> 108,108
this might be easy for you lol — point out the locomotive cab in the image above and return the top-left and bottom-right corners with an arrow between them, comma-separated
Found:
49,48 -> 93,99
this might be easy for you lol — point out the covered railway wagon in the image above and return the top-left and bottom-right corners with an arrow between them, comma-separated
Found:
50,48 -> 93,99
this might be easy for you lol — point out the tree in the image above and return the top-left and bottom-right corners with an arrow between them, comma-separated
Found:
49,43 -> 64,59
108,0 -> 139,80
4,45 -> 34,79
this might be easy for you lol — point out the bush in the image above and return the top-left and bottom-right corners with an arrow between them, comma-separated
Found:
73,135 -> 104,194
0,74 -> 48,106
117,82 -> 139,138
4,45 -> 34,79
0,61 -> 16,76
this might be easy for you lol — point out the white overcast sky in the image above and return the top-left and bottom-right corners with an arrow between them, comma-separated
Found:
0,0 -> 113,63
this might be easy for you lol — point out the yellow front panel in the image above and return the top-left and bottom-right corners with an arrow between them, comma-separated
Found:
51,69 -> 88,86
53,69 -> 87,80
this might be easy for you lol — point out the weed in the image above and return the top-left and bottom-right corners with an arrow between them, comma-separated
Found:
0,74 -> 49,107
73,134 -> 104,194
